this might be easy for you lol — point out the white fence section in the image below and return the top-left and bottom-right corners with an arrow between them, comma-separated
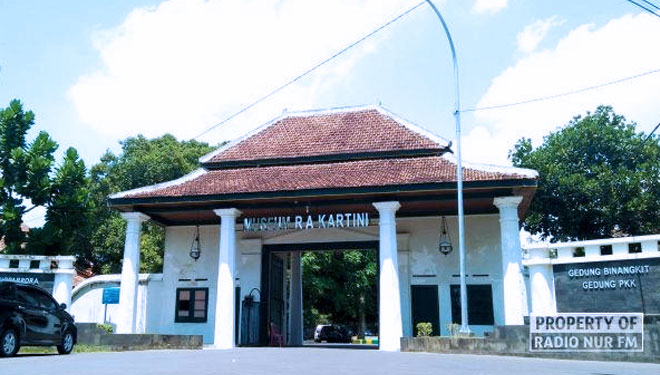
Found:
0,254 -> 76,310
522,234 -> 660,315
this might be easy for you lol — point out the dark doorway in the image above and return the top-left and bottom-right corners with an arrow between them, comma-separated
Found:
258,241 -> 379,348
411,285 -> 440,336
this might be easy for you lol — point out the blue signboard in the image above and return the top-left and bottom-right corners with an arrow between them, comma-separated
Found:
102,287 -> 120,304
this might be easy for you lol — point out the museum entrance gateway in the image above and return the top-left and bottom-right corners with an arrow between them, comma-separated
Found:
246,241 -> 379,348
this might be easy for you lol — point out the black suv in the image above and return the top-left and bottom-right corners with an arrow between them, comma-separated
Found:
0,281 -> 77,357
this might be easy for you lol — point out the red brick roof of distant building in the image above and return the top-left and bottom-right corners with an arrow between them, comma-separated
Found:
0,223 -> 30,252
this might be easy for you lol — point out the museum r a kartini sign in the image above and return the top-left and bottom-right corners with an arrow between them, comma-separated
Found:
553,258 -> 660,314
242,212 -> 370,232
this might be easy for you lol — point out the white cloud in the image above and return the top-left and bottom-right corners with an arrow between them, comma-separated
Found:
473,0 -> 508,14
69,0 -> 417,145
21,200 -> 46,228
463,13 -> 660,166
516,16 -> 564,53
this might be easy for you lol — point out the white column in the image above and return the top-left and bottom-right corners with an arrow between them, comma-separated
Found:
288,251 -> 303,346
117,212 -> 149,334
213,208 -> 241,349
493,196 -> 527,325
373,201 -> 403,351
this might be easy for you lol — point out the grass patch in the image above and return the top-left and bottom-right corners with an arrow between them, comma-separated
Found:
18,345 -> 113,354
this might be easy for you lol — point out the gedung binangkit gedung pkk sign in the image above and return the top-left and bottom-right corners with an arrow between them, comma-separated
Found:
553,258 -> 660,314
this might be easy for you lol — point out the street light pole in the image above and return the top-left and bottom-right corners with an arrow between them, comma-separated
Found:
424,0 -> 470,334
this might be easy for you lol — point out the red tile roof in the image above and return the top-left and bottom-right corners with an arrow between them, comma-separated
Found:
112,106 -> 537,201
119,156 -> 535,199
202,107 -> 446,164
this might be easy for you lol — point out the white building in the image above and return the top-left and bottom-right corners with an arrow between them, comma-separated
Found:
95,105 -> 539,351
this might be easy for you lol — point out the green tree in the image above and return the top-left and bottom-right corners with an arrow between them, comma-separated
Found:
0,100 -> 57,252
27,147 -> 92,261
88,134 -> 214,274
510,106 -> 660,241
302,250 -> 378,338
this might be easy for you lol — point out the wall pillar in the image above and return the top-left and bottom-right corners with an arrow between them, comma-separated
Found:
117,212 -> 149,334
288,251 -> 303,346
213,208 -> 242,349
528,264 -> 556,314
52,257 -> 75,311
493,196 -> 527,325
373,201 -> 403,351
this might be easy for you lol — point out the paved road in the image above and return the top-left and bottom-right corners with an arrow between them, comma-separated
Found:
1,348 -> 658,375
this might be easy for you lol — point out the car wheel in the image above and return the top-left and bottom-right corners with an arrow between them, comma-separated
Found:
0,328 -> 20,357
57,330 -> 74,355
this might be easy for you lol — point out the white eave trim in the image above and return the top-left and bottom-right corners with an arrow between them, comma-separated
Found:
109,168 -> 207,199
441,153 -> 539,179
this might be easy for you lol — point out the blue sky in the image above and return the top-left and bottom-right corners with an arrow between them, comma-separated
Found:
1,0 -> 659,227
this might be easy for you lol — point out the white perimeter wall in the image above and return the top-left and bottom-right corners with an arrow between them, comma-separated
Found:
71,274 -> 160,333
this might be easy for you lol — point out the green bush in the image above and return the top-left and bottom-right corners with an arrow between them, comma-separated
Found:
96,323 -> 114,334
416,322 -> 432,337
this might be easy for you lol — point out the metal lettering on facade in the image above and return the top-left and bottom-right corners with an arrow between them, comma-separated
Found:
242,212 -> 370,232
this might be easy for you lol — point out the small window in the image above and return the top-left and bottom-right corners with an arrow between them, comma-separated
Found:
573,247 -> 585,257
628,243 -> 642,254
175,288 -> 208,323
600,245 -> 613,256
450,284 -> 495,326
9,260 -> 19,268
29,260 -> 40,269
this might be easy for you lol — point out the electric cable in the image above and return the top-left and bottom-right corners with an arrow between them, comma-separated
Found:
644,122 -> 660,142
461,68 -> 660,113
624,0 -> 660,19
640,0 -> 660,11
192,1 -> 425,140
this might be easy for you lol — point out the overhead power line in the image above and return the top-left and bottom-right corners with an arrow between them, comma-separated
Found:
193,1 -> 426,140
644,122 -> 660,142
461,68 -> 660,113
625,0 -> 660,19
640,0 -> 660,11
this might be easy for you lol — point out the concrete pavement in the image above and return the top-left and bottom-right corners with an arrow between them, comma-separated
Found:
1,347 -> 658,375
